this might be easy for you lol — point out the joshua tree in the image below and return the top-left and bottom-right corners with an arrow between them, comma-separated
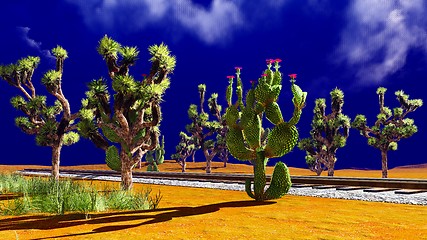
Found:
146,135 -> 165,171
183,84 -> 229,173
0,47 -> 80,180
171,132 -> 197,172
78,35 -> 175,190
351,87 -> 423,178
224,59 -> 307,201
298,88 -> 350,176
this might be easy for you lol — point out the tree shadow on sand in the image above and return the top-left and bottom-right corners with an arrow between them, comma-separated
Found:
0,200 -> 275,239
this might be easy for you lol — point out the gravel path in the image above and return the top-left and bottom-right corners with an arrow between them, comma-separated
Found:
19,171 -> 427,206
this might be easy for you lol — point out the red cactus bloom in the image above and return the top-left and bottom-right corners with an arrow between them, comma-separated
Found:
288,74 -> 297,79
266,59 -> 274,64
227,75 -> 235,79
235,67 -> 242,70
142,74 -> 147,77
261,73 -> 268,77
275,58 -> 282,63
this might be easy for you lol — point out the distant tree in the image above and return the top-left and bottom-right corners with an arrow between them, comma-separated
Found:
171,132 -> 197,172
298,88 -> 350,176
78,35 -> 175,190
351,87 -> 423,178
182,84 -> 229,173
0,46 -> 80,180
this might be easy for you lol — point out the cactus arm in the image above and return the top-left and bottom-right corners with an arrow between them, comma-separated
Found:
226,127 -> 254,160
245,179 -> 256,199
264,162 -> 292,200
264,122 -> 299,158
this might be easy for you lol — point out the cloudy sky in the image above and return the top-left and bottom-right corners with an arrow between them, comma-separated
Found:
0,0 -> 425,170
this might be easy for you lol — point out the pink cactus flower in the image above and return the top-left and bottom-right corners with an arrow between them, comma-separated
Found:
288,74 -> 297,79
261,73 -> 268,77
227,75 -> 235,79
142,74 -> 147,77
275,58 -> 282,63
266,59 -> 274,64
235,67 -> 242,70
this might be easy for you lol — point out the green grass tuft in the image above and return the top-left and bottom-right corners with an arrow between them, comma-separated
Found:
0,173 -> 161,217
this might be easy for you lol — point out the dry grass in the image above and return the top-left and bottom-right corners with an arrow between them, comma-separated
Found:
0,161 -> 426,239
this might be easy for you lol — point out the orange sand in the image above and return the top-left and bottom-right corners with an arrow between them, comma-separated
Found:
0,161 -> 426,239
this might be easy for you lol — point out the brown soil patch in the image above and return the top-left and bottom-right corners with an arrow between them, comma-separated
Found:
0,161 -> 426,239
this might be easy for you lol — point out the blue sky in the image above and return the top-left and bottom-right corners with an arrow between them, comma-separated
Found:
0,0 -> 426,170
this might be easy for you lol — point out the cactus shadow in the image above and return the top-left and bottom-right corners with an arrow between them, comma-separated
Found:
1,200 -> 275,239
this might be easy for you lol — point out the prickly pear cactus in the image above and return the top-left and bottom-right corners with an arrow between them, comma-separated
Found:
106,145 -> 121,171
224,59 -> 306,201
146,135 -> 165,171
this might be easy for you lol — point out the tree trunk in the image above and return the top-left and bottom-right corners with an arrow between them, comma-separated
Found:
120,150 -> 134,190
381,150 -> 388,178
204,149 -> 214,174
327,164 -> 334,176
182,161 -> 186,172
51,144 -> 62,181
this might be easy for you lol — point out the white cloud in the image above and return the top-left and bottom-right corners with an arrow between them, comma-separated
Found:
65,0 -> 287,45
335,0 -> 427,86
17,27 -> 55,61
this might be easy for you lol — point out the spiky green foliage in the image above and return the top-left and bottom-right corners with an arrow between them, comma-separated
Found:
224,60 -> 307,201
0,47 -> 80,180
351,87 -> 423,178
146,135 -> 165,172
79,36 -> 175,190
298,88 -> 350,176
180,84 -> 229,173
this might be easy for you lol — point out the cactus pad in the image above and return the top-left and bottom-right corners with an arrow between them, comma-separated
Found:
106,145 -> 121,171
265,122 -> 298,158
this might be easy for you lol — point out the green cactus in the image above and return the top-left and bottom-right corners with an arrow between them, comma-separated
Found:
106,145 -> 121,171
146,135 -> 165,171
224,60 -> 306,201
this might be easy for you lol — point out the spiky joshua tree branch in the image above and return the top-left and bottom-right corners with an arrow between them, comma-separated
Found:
351,87 -> 422,178
0,46 -> 80,180
78,35 -> 175,190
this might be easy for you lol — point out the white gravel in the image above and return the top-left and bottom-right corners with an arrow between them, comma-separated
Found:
19,171 -> 427,206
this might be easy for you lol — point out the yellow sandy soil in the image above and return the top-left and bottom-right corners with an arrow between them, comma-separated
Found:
0,161 -> 426,240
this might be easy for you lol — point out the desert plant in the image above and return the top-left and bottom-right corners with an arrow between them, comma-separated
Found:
146,135 -> 165,171
298,88 -> 350,176
351,87 -> 423,178
183,84 -> 229,173
78,35 -> 175,190
224,59 -> 307,201
0,47 -> 80,180
171,132 -> 197,172
0,174 -> 161,216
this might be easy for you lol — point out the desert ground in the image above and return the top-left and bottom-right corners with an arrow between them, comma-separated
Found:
0,160 -> 426,240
